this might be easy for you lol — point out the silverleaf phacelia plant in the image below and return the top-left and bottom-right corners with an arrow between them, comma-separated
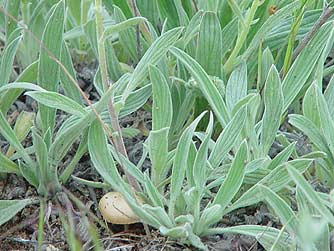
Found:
0,0 -> 334,250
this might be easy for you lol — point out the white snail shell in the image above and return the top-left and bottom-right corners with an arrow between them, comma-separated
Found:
99,191 -> 142,224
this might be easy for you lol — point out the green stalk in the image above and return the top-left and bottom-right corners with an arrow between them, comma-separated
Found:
227,0 -> 246,27
94,0 -> 140,191
223,0 -> 260,75
193,192 -> 202,234
257,39 -> 263,91
81,0 -> 90,25
21,0 -> 30,25
37,199 -> 44,251
282,3 -> 306,76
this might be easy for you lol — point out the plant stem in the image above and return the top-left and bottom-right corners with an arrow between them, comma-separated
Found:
257,39 -> 262,91
227,0 -> 246,28
94,0 -> 140,191
37,199 -> 45,251
223,0 -> 259,75
282,3 -> 305,77
292,5 -> 334,61
129,0 -> 142,60
62,188 -> 110,231
127,0 -> 152,45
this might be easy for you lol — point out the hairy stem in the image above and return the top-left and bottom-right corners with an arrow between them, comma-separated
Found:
292,6 -> 334,61
95,0 -> 140,191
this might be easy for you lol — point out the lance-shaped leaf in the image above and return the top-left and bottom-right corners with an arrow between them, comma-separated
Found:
221,16 -> 237,56
5,0 -> 20,39
243,1 -> 299,60
60,43 -> 82,104
148,65 -> 173,184
0,62 -> 39,114
260,65 -> 283,155
313,84 -> 334,159
213,141 -> 247,211
226,61 -> 247,112
26,91 -> 87,117
0,152 -> 19,174
122,27 -> 183,102
0,199 -> 35,226
113,6 -> 139,63
6,111 -> 34,158
0,35 -> 22,86
288,166 -> 334,225
282,22 -> 333,112
103,16 -> 146,40
156,0 -> 180,29
148,128 -> 169,185
324,75 -> 334,118
259,185 -> 297,235
258,48 -> 274,91
196,11 -> 222,76
227,159 -> 312,213
209,106 -> 246,168
289,114 -> 331,157
205,225 -> 292,251
38,0 -> 65,134
193,113 -> 214,190
170,46 -> 230,126
267,142 -> 295,170
169,112 -> 206,219
88,120 -> 123,188
0,112 -> 34,167
150,65 -> 173,130
303,83 -> 320,127
31,127 -> 54,195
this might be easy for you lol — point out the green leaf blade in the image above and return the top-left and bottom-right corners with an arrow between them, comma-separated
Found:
170,46 -> 230,126
38,0 -> 65,134
260,65 -> 283,155
196,11 -> 222,76
0,199 -> 34,226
